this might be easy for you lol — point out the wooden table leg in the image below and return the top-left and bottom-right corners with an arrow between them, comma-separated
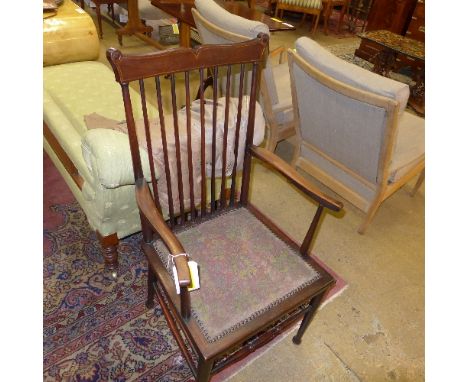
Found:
179,21 -> 191,48
370,48 -> 396,78
115,0 -> 164,49
336,0 -> 349,34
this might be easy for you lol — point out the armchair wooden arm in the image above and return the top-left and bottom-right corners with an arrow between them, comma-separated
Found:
135,179 -> 192,318
135,179 -> 191,285
250,145 -> 343,255
249,146 -> 343,212
269,46 -> 287,64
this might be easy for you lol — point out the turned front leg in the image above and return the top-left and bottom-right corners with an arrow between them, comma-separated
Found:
97,231 -> 119,268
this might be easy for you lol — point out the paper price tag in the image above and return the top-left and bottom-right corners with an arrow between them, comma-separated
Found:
171,255 -> 200,294
172,24 -> 180,35
188,261 -> 200,291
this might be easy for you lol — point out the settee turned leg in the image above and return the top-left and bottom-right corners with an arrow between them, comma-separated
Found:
97,231 -> 119,269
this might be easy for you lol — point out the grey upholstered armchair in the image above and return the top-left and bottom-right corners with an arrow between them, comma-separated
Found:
193,0 -> 295,151
288,37 -> 425,233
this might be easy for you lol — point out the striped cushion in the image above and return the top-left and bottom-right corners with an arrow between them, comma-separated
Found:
278,0 -> 322,8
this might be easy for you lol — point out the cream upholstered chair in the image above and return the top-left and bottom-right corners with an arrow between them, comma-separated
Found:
193,0 -> 295,151
288,37 -> 425,233
275,0 -> 323,35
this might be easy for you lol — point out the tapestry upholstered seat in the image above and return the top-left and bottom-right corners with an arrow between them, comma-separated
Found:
153,207 -> 322,343
107,35 -> 343,381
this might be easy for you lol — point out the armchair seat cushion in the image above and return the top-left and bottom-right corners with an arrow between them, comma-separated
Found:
154,207 -> 321,343
388,111 -> 425,183
195,0 -> 269,42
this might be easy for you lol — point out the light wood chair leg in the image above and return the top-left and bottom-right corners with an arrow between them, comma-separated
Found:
358,195 -> 384,234
410,169 -> 425,197
312,12 -> 321,34
265,124 -> 279,152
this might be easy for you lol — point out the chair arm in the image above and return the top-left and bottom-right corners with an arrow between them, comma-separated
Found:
135,180 -> 191,288
249,146 -> 343,212
268,46 -> 287,65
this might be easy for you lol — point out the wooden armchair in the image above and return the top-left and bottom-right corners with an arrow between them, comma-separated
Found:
288,37 -> 424,233
107,34 -> 343,381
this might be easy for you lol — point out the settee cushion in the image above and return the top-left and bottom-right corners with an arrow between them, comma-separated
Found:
82,128 -> 155,189
295,37 -> 410,117
43,61 -> 143,136
194,0 -> 269,44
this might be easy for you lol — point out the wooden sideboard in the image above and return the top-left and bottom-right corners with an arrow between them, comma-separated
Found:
355,0 -> 424,72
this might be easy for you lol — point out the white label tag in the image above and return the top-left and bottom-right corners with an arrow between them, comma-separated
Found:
172,265 -> 181,294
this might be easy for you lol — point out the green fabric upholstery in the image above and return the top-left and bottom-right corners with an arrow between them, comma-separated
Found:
43,61 -> 152,239
154,207 -> 321,343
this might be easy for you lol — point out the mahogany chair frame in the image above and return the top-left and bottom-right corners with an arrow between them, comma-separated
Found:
107,35 -> 343,381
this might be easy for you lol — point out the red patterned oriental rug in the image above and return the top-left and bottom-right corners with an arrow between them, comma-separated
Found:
43,153 -> 347,381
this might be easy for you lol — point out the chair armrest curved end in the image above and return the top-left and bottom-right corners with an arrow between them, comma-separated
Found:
135,180 -> 191,286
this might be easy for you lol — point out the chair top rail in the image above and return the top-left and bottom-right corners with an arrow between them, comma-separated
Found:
107,34 -> 269,83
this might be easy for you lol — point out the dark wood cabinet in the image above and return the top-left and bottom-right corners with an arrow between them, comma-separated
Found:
355,0 -> 424,70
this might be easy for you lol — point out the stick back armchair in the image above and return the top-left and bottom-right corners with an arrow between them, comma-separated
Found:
107,34 -> 343,381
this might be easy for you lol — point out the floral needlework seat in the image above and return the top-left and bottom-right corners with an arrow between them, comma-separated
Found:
154,207 -> 321,343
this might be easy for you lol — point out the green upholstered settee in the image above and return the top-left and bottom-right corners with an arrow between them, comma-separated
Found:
43,4 -> 155,268
43,60 -> 156,268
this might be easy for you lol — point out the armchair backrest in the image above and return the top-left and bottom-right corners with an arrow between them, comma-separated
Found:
289,37 -> 406,185
193,0 -> 269,44
107,35 -> 269,226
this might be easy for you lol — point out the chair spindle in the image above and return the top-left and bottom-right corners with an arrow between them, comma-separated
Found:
170,73 -> 186,223
139,79 -> 161,211
184,71 -> 197,220
155,76 -> 176,226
